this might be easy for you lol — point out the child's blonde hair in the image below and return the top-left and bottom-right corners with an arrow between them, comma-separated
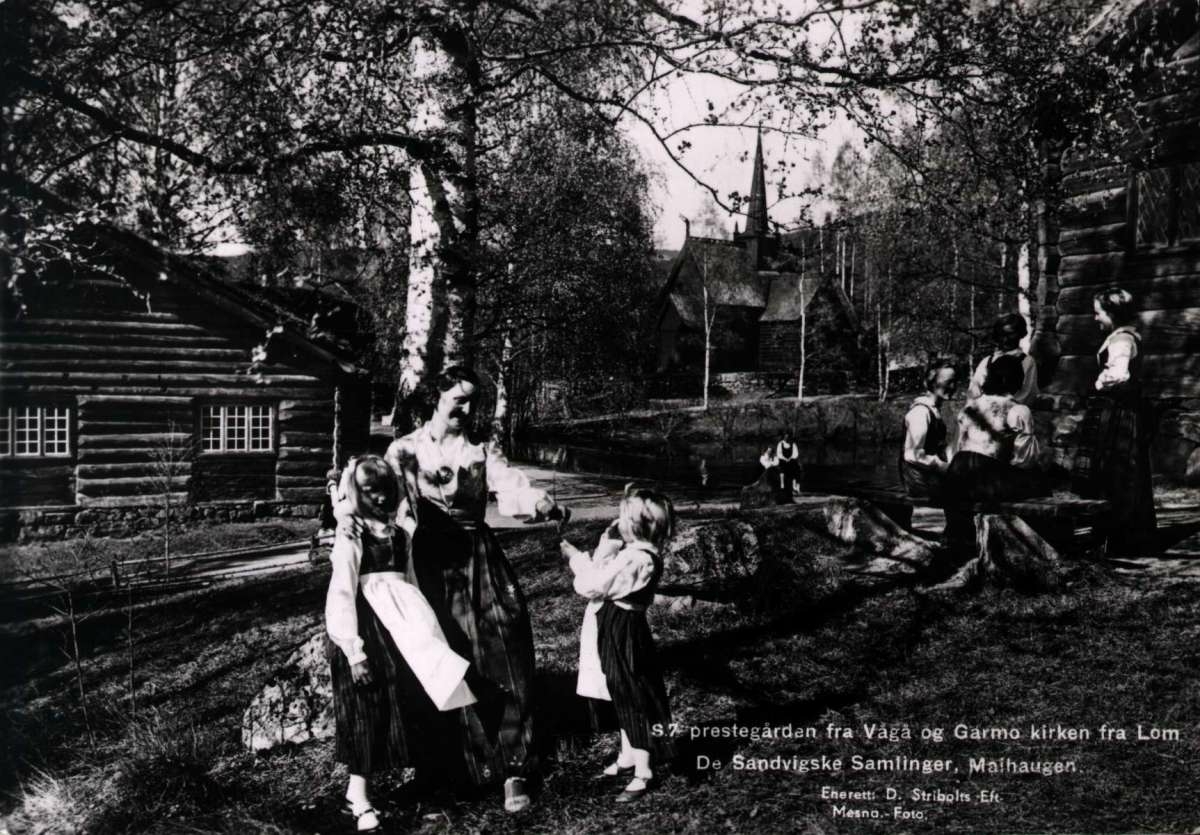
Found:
619,483 -> 676,549
340,454 -> 401,520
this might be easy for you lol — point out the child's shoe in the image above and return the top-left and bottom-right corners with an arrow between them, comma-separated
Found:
614,774 -> 652,803
504,776 -> 531,813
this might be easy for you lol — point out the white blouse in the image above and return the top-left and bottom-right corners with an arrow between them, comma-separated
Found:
956,395 -> 1041,468
1096,327 -> 1138,390
325,514 -> 395,666
387,427 -> 547,521
569,539 -> 658,603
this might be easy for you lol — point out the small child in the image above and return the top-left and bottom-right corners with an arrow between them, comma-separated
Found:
560,484 -> 677,803
326,455 -> 476,831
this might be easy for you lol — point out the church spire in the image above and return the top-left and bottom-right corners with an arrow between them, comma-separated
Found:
744,127 -> 769,237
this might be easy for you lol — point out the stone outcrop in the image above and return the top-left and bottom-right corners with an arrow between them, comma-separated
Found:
241,632 -> 334,753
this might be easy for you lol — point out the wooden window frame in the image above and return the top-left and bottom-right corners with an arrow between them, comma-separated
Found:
1129,160 -> 1200,251
196,403 -> 276,456
0,405 -> 74,459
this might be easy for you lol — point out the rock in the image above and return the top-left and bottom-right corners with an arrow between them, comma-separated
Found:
739,471 -> 777,509
824,497 -> 937,578
1160,411 -> 1200,443
662,520 -> 761,592
1187,448 -> 1200,485
242,632 -> 334,753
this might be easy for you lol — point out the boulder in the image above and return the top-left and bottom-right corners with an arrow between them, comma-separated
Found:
662,519 -> 761,593
242,632 -> 334,753
739,471 -> 777,510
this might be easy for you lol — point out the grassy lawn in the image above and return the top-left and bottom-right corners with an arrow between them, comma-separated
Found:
0,519 -> 318,584
2,513 -> 1198,834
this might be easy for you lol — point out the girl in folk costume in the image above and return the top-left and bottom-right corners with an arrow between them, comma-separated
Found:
386,366 -> 567,813
947,354 -> 1048,503
899,360 -> 958,499
561,485 -> 678,803
1072,287 -> 1159,557
325,456 -> 476,832
967,313 -> 1040,405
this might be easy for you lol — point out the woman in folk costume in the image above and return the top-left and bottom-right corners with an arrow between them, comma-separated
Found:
1072,287 -> 1159,557
562,485 -> 677,803
967,313 -> 1040,405
325,455 -> 476,832
386,366 -> 567,813
774,430 -> 801,499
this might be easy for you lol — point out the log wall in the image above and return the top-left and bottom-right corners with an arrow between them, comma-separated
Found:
1,272 -> 356,515
1052,46 -> 1200,400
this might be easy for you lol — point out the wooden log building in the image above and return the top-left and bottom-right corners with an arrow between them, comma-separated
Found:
1046,0 -> 1200,482
0,180 -> 370,540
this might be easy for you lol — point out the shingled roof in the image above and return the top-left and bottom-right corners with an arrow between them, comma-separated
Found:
659,237 -> 769,327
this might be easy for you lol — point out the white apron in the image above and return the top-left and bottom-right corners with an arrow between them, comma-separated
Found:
576,599 -> 612,701
361,572 -> 477,711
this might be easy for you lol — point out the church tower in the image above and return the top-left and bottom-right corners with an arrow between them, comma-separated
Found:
735,127 -> 776,269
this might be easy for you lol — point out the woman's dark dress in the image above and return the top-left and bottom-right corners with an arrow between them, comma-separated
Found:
410,497 -> 537,788
1072,329 -> 1159,557
326,528 -> 434,775
596,549 -> 676,761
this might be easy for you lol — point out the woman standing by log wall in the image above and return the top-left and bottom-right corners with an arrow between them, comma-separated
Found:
1072,288 -> 1159,557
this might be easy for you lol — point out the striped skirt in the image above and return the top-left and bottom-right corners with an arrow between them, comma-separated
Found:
410,500 -> 537,787
1072,396 -> 1159,557
596,602 -> 676,761
326,591 -> 435,775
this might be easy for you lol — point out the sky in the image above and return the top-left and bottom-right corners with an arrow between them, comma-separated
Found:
622,16 -> 866,251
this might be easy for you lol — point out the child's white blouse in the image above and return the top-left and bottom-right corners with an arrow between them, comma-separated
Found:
569,539 -> 658,603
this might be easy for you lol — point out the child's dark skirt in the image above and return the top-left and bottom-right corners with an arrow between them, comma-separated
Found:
326,592 -> 441,775
596,602 -> 676,761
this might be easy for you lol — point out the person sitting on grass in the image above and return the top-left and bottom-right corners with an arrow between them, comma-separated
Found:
325,455 -> 476,832
561,484 -> 678,803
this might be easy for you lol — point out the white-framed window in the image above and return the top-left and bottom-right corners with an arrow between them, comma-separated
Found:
0,405 -> 72,458
199,404 -> 274,453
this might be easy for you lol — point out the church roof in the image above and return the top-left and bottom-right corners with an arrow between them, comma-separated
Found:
759,273 -> 821,322
661,237 -> 769,327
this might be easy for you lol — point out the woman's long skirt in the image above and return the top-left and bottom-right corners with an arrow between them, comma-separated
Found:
1072,397 -> 1159,557
326,591 -> 435,775
410,500 -> 537,787
596,602 -> 676,762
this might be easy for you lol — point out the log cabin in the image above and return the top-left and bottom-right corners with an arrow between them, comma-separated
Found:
0,180 -> 371,541
1046,0 -> 1200,482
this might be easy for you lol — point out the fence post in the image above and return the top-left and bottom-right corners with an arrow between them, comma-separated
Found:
110,559 -> 121,589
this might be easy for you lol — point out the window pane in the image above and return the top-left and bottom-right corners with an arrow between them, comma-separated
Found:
201,406 -> 223,451
248,406 -> 271,451
1136,167 -> 1172,247
43,407 -> 70,456
0,409 -> 9,456
226,406 -> 248,451
15,407 -> 39,456
1177,161 -> 1200,242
